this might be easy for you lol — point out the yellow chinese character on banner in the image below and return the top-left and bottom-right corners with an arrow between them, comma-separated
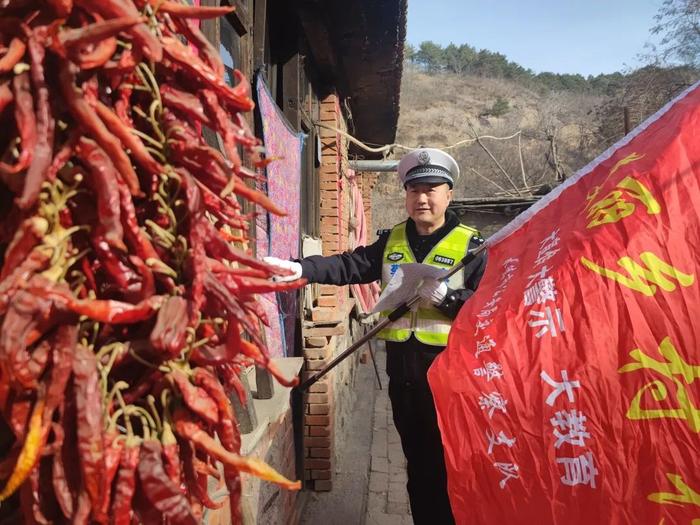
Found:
586,175 -> 661,228
649,473 -> 700,524
580,252 -> 695,297
619,337 -> 700,432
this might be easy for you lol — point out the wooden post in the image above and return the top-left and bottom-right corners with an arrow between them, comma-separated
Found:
623,106 -> 631,135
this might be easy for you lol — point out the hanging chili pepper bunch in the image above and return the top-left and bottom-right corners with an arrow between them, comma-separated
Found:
0,0 -> 305,523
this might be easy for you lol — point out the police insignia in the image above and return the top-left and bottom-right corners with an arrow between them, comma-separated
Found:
387,252 -> 404,262
433,255 -> 455,266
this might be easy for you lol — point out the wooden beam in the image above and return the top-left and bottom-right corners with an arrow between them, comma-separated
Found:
282,52 -> 301,130
252,0 -> 267,68
224,0 -> 251,35
296,5 -> 338,84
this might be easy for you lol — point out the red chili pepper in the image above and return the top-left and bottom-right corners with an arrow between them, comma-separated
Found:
52,433 -> 74,518
137,439 -> 197,525
76,137 -> 126,251
73,344 -> 106,522
173,408 -> 300,490
100,430 -> 124,518
0,250 -> 50,314
74,0 -> 162,62
73,485 -> 92,524
46,129 -> 79,181
0,37 -> 26,73
46,0 -> 72,16
160,84 -> 213,128
150,296 -> 188,358
92,99 -> 164,177
57,15 -> 144,50
111,436 -> 139,525
0,290 -> 52,390
193,367 -> 241,454
17,26 -> 54,210
179,438 -> 223,510
160,420 -> 181,488
0,72 -> 36,176
169,369 -> 219,427
28,277 -> 165,324
150,0 -> 234,19
0,80 -> 13,115
58,60 -> 141,195
0,217 -> 47,280
161,36 -> 253,112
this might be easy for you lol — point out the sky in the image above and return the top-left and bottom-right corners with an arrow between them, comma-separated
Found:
407,0 -> 663,76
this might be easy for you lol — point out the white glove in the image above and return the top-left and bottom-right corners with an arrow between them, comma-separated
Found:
263,256 -> 303,282
417,278 -> 448,305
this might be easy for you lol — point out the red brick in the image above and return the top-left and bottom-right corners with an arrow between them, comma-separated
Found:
308,393 -> 329,404
303,347 -> 330,360
314,480 -> 332,491
312,470 -> 331,480
310,448 -> 331,458
303,324 -> 344,337
319,285 -> 337,295
305,336 -> 327,348
308,404 -> 329,416
316,296 -> 338,308
311,307 -> 338,322
305,360 -> 328,372
308,382 -> 328,394
309,425 -> 331,437
304,458 -> 331,470
306,415 -> 330,426
306,436 -> 331,447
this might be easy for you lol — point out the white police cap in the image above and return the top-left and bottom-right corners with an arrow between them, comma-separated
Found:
397,148 -> 459,189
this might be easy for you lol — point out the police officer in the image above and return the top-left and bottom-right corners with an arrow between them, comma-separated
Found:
265,148 -> 487,524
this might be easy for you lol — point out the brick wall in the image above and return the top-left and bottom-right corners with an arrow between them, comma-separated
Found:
301,93 -> 369,491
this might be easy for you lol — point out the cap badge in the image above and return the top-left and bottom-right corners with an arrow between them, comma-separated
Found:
417,151 -> 431,165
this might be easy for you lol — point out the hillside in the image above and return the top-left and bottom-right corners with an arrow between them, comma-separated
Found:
371,65 -> 697,231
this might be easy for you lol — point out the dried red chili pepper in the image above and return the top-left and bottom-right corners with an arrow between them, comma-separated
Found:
178,439 -> 223,510
160,84 -> 213,128
0,72 -> 36,176
16,26 -> 54,210
172,16 -> 225,78
0,81 -> 13,115
92,99 -> 164,177
0,37 -> 26,73
169,369 -> 219,427
45,0 -> 72,16
56,15 -> 143,50
74,0 -> 162,62
160,419 -> 181,488
73,344 -> 106,521
100,430 -> 124,518
137,439 -> 197,525
58,60 -> 141,195
0,217 -> 48,279
150,296 -> 188,358
111,436 -> 139,525
193,368 -> 239,449
161,36 -> 253,112
52,416 -> 74,518
76,137 -> 126,251
150,0 -> 234,19
28,278 -> 164,324
173,408 -> 300,490
0,290 -> 52,390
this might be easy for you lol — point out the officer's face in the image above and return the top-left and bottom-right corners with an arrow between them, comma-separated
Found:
405,182 -> 453,229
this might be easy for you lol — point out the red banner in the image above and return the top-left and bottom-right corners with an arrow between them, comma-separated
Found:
428,82 -> 700,524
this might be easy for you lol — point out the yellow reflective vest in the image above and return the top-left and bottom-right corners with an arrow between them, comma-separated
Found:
377,221 -> 480,346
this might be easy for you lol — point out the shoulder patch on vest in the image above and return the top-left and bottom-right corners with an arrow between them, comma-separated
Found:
377,228 -> 391,237
470,235 -> 485,246
387,252 -> 404,262
433,254 -> 455,266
